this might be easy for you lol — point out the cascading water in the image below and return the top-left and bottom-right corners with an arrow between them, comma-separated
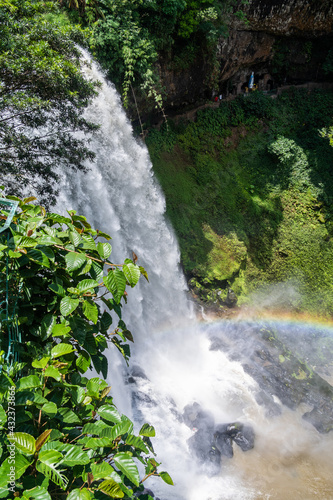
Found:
56,52 -> 333,499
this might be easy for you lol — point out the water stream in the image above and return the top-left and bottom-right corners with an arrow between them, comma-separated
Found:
56,52 -> 333,500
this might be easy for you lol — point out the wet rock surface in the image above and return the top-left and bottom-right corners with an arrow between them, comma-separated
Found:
183,403 -> 255,472
208,320 -> 333,433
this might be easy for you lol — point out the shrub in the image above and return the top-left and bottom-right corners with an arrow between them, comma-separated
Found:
0,194 -> 172,499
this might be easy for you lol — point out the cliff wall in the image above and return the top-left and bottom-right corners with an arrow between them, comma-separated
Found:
154,0 -> 333,116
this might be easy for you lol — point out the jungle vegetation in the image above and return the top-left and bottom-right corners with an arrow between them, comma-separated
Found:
146,88 -> 333,317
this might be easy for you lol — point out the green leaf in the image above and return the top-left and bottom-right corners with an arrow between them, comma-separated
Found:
139,424 -> 155,437
8,432 -> 36,454
0,405 -> 6,428
57,408 -> 81,425
36,450 -> 68,490
82,299 -> 98,324
101,417 -> 133,441
139,266 -> 149,282
0,454 -> 32,487
98,479 -> 124,498
69,316 -> 88,344
76,351 -> 91,373
41,402 -> 58,417
77,279 -> 99,294
44,366 -> 61,381
82,420 -> 110,435
86,377 -> 108,398
22,486 -> 51,500
123,262 -> 141,287
67,489 -> 93,500
98,404 -> 122,424
97,242 -> 112,259
60,446 -> 90,466
125,435 -> 149,454
27,248 -> 50,268
37,245 -> 55,262
49,283 -> 66,297
103,269 -> 127,303
52,324 -> 71,337
80,235 -> 96,250
90,260 -> 104,281
65,252 -> 87,272
60,296 -> 80,316
51,343 -> 75,359
100,311 -> 112,332
159,471 -> 174,485
16,375 -> 41,390
32,357 -> 50,369
113,453 -> 140,486
71,386 -> 86,405
41,314 -> 56,340
69,231 -> 82,247
37,235 -> 63,246
84,437 -> 112,449
91,461 -> 114,480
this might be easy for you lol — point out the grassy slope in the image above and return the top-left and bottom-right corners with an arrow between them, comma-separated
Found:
146,89 -> 333,316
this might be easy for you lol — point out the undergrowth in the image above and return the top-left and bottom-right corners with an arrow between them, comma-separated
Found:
146,89 -> 333,317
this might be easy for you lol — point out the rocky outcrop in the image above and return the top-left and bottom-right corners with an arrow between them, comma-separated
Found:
244,0 -> 333,36
155,0 -> 333,115
209,320 -> 333,434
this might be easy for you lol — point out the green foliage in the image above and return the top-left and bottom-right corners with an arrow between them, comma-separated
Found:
146,89 -> 333,315
0,0 -> 99,206
60,0 -> 244,110
323,47 -> 333,74
0,195 -> 171,498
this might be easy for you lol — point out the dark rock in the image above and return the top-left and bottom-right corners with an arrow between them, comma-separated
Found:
208,322 -> 333,434
225,288 -> 237,307
187,428 -> 221,467
231,424 -> 255,451
132,391 -> 156,408
131,365 -> 149,380
182,402 -> 214,433
214,427 -> 234,458
255,390 -> 282,417
303,402 -> 333,434
134,488 -> 156,498
214,422 -> 255,454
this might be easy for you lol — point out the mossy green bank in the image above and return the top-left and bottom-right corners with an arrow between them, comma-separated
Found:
146,89 -> 333,317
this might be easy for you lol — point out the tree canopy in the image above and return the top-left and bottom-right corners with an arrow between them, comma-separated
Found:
0,0 -> 99,206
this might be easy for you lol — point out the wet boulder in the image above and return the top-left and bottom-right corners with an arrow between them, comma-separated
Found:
182,402 -> 215,433
227,422 -> 255,451
214,422 -> 255,455
213,425 -> 234,458
187,427 -> 221,466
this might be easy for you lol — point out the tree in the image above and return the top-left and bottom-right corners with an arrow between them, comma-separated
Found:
0,193 -> 172,499
0,0 -> 99,206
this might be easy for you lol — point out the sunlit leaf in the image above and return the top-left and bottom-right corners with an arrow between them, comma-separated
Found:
51,343 -> 75,359
60,296 -> 80,316
113,453 -> 140,486
8,432 -> 36,454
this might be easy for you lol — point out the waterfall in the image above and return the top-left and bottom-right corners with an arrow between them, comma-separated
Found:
56,51 -> 333,500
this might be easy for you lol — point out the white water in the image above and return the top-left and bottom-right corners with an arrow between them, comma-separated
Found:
56,52 -> 333,500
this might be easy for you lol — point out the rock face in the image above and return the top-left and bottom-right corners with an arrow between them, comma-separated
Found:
244,0 -> 333,35
209,321 -> 333,434
156,0 -> 333,113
